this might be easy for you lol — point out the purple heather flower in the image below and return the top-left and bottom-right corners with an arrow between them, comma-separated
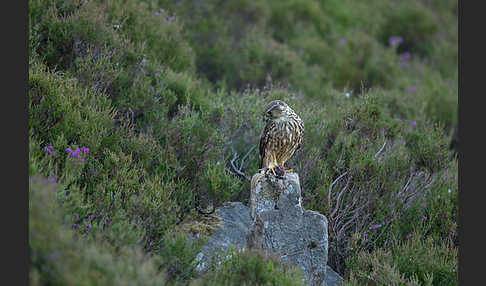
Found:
154,11 -> 160,16
369,224 -> 382,230
389,36 -> 403,47
81,147 -> 90,153
398,52 -> 411,68
48,176 -> 57,183
167,16 -> 175,22
400,52 -> 411,61
45,145 -> 55,156
86,224 -> 92,232
422,216 -> 427,221
406,233 -> 412,239
66,148 -> 73,154
406,87 -> 416,93
71,148 -> 80,159
339,38 -> 347,45
72,223 -> 77,228
363,233 -> 368,238
402,139 -> 407,143
89,215 -> 95,221
411,121 -> 417,127
75,213 -> 79,219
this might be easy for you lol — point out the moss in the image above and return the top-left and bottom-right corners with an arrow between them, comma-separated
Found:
177,211 -> 224,237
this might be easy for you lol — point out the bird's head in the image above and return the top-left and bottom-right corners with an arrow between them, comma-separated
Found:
263,100 -> 292,122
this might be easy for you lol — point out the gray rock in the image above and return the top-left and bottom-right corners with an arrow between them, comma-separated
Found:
247,172 -> 329,286
195,201 -> 251,271
193,172 -> 343,286
325,266 -> 344,286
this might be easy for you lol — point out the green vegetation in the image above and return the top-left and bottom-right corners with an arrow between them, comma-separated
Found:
29,0 -> 457,285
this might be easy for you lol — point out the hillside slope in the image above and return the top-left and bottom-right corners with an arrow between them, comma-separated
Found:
29,0 -> 458,285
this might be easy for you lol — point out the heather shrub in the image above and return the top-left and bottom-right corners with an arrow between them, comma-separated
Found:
404,122 -> 451,173
158,231 -> 207,284
345,234 -> 457,286
161,0 -> 269,87
29,0 -> 458,284
29,175 -> 167,286
421,75 -> 458,131
29,0 -> 195,107
30,0 -> 123,71
29,58 -> 186,251
200,162 -> 243,207
192,248 -> 304,286
324,30 -> 401,91
380,0 -> 439,58
28,58 -> 115,169
103,0 -> 196,74
266,0 -> 328,42
273,91 -> 457,275
318,0 -> 388,37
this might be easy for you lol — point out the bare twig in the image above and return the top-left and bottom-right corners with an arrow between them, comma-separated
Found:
331,174 -> 351,218
240,145 -> 256,170
228,146 -> 256,181
375,139 -> 387,158
328,172 -> 348,207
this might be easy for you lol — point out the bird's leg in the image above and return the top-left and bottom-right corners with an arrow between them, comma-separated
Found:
268,166 -> 285,178
265,166 -> 278,177
253,166 -> 277,186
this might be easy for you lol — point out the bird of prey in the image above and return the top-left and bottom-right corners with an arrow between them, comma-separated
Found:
259,100 -> 304,177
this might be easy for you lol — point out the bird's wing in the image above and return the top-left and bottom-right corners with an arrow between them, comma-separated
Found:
259,122 -> 272,169
294,121 -> 304,152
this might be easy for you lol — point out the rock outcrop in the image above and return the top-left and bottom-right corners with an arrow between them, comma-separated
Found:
246,172 -> 329,286
193,172 -> 342,286
194,201 -> 251,272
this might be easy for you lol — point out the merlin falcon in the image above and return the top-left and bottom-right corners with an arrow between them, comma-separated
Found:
259,100 -> 304,177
